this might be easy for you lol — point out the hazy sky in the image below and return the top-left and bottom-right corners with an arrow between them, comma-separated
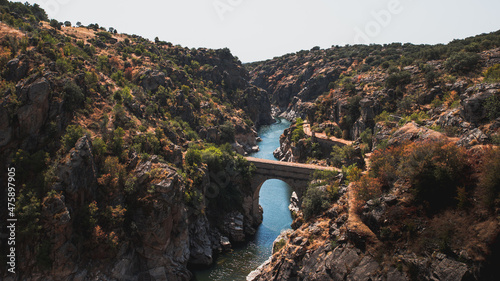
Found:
24,0 -> 500,62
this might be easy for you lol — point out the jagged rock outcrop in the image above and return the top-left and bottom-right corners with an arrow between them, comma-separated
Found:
352,98 -> 377,140
250,56 -> 342,117
223,211 -> 246,242
127,157 -> 192,281
461,83 -> 500,124
273,125 -> 305,162
16,77 -> 51,137
6,57 -> 29,81
387,122 -> 447,146
42,194 -> 76,279
239,86 -> 274,127
139,70 -> 166,92
53,135 -> 98,208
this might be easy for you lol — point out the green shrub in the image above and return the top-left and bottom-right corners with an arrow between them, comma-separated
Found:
484,64 -> 500,82
444,52 -> 481,73
16,191 -> 42,238
92,137 -> 107,159
273,238 -> 286,253
398,111 -> 429,126
56,58 -> 73,73
291,118 -> 305,143
374,111 -> 392,124
49,19 -> 61,29
185,148 -> 202,166
360,128 -> 373,149
302,186 -> 330,219
63,81 -> 84,111
312,169 -> 339,181
342,164 -> 361,185
61,125 -> 86,151
333,126 -> 342,138
111,127 -> 125,156
219,120 -> 235,143
485,94 -> 500,121
330,145 -> 356,168
385,71 -> 412,89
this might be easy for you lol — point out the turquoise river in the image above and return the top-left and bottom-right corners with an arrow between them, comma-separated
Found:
193,118 -> 293,280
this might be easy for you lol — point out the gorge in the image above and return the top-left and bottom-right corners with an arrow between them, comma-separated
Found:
1,2 -> 500,280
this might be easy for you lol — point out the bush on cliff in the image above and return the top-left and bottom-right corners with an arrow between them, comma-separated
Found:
444,52 -> 481,73
479,147 -> 500,209
291,118 -> 305,143
302,186 -> 330,219
370,141 -> 471,212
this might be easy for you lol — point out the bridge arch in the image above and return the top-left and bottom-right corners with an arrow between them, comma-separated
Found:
245,157 -> 338,220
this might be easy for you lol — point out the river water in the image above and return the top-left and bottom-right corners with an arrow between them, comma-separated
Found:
193,118 -> 293,281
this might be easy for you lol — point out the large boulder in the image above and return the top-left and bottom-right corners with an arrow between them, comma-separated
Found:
388,122 -> 447,146
140,70 -> 166,92
6,57 -> 29,81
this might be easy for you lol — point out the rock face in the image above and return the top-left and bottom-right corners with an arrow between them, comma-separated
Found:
31,141 -> 196,281
139,70 -> 166,92
189,216 -> 214,265
54,135 -> 98,207
6,57 -> 29,81
250,56 -> 342,118
42,194 -> 77,279
273,125 -> 305,162
238,86 -> 274,127
224,211 -> 246,242
249,201 -> 472,281
461,83 -> 500,124
352,98 -> 377,140
387,121 -> 447,146
16,77 -> 51,137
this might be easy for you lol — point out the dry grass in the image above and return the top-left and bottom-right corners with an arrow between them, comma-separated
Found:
0,22 -> 25,38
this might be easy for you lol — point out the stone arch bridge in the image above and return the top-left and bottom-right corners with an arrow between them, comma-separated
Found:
244,157 -> 339,220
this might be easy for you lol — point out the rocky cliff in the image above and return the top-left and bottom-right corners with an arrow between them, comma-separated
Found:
249,123 -> 500,281
0,3 -> 269,279
247,32 -> 500,281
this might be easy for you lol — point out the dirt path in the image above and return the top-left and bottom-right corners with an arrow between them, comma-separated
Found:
303,123 -> 354,146
346,182 -> 381,248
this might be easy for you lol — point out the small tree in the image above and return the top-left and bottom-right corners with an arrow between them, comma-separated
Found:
61,125 -> 86,151
49,19 -> 61,30
76,21 -> 82,27
64,21 -> 71,27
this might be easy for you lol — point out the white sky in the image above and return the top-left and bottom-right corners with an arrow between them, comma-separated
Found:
23,0 -> 500,62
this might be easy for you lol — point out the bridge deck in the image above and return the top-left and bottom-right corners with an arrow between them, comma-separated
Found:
245,157 -> 340,172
